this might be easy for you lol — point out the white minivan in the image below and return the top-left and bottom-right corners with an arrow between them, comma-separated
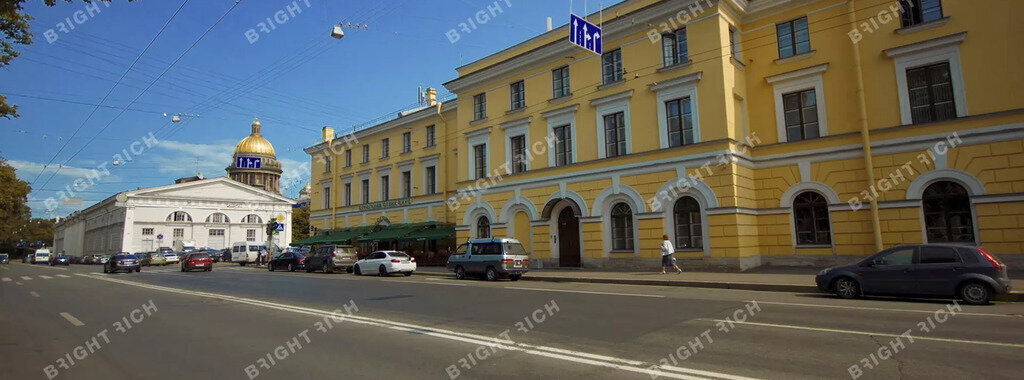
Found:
231,242 -> 262,266
33,249 -> 52,264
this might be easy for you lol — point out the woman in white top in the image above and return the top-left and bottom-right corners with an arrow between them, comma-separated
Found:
660,235 -> 683,274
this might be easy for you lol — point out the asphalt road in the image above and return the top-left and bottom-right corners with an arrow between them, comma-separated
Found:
2,262 -> 1022,380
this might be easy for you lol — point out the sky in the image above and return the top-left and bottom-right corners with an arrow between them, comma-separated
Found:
1,0 -> 624,218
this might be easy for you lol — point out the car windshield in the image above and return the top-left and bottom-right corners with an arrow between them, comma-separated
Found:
190,253 -> 210,259
165,253 -> 176,257
249,246 -> 260,252
99,255 -> 111,259
505,243 -> 529,256
114,255 -> 134,260
388,252 -> 410,259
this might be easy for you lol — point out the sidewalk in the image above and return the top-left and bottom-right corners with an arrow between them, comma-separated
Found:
415,266 -> 1024,302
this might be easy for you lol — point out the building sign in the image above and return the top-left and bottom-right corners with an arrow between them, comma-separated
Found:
569,14 -> 601,55
236,156 -> 262,169
358,199 -> 412,211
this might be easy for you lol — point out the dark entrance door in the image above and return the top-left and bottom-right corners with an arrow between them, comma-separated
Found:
557,207 -> 581,267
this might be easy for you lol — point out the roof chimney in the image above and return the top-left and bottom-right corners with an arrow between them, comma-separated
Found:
425,88 -> 438,106
546,17 -> 552,31
322,126 -> 334,143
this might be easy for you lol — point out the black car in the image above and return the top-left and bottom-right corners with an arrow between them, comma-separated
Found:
816,244 -> 1011,305
104,254 -> 141,273
268,251 -> 306,272
0,253 -> 9,264
50,255 -> 70,266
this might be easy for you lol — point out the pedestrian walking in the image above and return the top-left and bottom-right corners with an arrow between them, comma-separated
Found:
660,235 -> 682,274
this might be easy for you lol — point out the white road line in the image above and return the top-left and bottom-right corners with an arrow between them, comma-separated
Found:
60,312 -> 85,326
20,276 -> 32,280
29,291 -> 40,297
699,318 -> 1024,349
57,274 -> 71,278
80,273 -> 751,380
750,300 -> 1021,318
505,286 -> 665,298
1,277 -> 11,282
39,275 -> 53,280
15,282 -> 23,285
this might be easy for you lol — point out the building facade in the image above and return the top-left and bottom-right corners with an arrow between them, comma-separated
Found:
228,119 -> 284,194
308,0 -> 1024,269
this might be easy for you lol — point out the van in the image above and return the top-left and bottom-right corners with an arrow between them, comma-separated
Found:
446,238 -> 530,281
33,249 -> 52,264
231,242 -> 263,266
173,240 -> 197,253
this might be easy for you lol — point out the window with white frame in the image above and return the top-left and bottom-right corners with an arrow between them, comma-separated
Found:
425,125 -> 436,147
246,229 -> 256,241
602,49 -> 622,84
243,214 -> 262,224
380,175 -> 390,201
401,171 -> 411,198
344,182 -> 352,206
167,211 -> 192,222
361,179 -> 370,203
766,64 -> 828,143
610,203 -> 634,251
603,112 -> 627,158
381,138 -> 390,159
553,125 -> 572,166
473,144 -> 487,179
402,132 -> 412,153
424,165 -> 436,195
344,149 -> 352,167
662,28 -> 688,67
361,144 -> 370,163
907,62 -> 956,123
592,90 -> 632,158
665,97 -> 694,147
729,26 -> 740,59
510,135 -> 526,174
502,120 -> 529,175
885,32 -> 967,126
552,66 -> 570,98
510,80 -> 525,110
782,89 -> 820,141
473,93 -> 486,120
776,17 -> 810,58
173,228 -> 184,239
142,228 -> 154,235
465,129 -> 490,180
322,184 -> 331,209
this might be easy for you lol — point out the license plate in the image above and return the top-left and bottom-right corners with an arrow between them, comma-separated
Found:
514,260 -> 522,267
402,260 -> 410,263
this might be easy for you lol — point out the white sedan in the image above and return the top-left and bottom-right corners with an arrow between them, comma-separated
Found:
164,253 -> 181,264
353,251 -> 416,276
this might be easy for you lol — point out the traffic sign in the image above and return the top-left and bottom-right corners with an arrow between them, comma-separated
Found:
275,223 -> 285,232
569,14 -> 601,55
236,156 -> 262,169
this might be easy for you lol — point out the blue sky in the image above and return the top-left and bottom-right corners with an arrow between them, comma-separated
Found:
1,0 -> 623,218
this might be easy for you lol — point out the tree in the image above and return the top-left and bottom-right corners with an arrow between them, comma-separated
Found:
1,1 -> 127,118
0,157 -> 32,247
292,204 -> 309,242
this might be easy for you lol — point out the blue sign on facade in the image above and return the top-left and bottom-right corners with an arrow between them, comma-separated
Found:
236,156 -> 262,169
275,223 -> 285,232
569,14 -> 601,55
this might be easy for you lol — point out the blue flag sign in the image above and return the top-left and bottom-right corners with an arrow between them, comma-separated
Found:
569,14 -> 601,55
236,156 -> 262,169
276,223 -> 285,232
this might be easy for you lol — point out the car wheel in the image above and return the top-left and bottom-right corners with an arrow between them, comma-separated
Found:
181,266 -> 186,272
322,262 -> 332,274
455,266 -> 466,280
834,277 -> 860,299
378,265 -> 388,277
135,268 -> 140,273
305,265 -> 313,273
346,266 -> 353,274
404,272 -> 412,277
103,267 -> 108,273
240,262 -> 246,267
509,274 -> 522,281
485,267 -> 498,281
288,263 -> 296,272
268,263 -> 275,272
959,282 -> 992,305
353,265 -> 362,276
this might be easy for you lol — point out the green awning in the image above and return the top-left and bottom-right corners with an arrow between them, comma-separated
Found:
322,227 -> 371,244
396,227 -> 455,242
356,225 -> 419,242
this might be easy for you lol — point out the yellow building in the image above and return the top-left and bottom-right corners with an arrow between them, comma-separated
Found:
308,0 -> 1024,270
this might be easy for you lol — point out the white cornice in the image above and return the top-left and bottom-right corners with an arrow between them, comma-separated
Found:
649,71 -> 703,92
883,32 -> 967,58
590,89 -> 634,107
463,126 -> 493,139
541,103 -> 580,119
500,115 -> 532,130
764,63 -> 829,84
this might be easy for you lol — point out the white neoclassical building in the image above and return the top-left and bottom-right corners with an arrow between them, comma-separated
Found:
53,177 -> 294,255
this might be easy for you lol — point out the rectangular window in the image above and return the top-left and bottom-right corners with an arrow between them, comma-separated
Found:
209,229 -> 224,236
552,66 -> 570,98
361,145 -> 369,163
361,179 -> 370,203
246,229 -> 256,242
381,138 -> 389,158
344,183 -> 351,206
323,156 -> 331,173
729,26 -> 740,59
473,93 -> 486,120
661,29 -> 688,67
919,246 -> 962,264
510,80 -> 525,110
603,112 -> 627,157
142,228 -> 154,235
173,228 -> 184,239
380,175 -> 390,201
344,149 -> 352,167
783,89 -> 819,141
510,135 -> 526,174
322,185 -> 331,209
665,98 -> 694,147
900,0 -> 943,27
776,17 -> 810,58
473,144 -> 487,179
425,125 -> 436,147
553,125 -> 572,166
602,49 -> 622,84
907,62 -> 956,124
402,132 -> 411,153
425,166 -> 436,195
401,171 -> 411,198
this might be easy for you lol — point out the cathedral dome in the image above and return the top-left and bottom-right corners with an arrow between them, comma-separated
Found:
234,119 -> 276,156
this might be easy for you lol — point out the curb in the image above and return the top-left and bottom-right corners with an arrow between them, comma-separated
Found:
414,271 -> 1024,302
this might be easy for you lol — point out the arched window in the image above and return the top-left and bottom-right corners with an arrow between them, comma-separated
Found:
793,192 -> 831,245
610,203 -> 634,251
205,213 -> 230,223
243,214 -> 262,224
673,197 -> 702,249
166,211 -> 192,222
923,181 -> 975,243
476,216 -> 490,239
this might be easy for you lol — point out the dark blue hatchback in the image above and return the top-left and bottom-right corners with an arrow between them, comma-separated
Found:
816,244 -> 1011,305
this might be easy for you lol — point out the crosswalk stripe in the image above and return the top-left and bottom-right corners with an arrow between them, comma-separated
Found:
1,277 -> 11,282
20,276 -> 32,280
57,274 -> 71,278
39,275 -> 53,279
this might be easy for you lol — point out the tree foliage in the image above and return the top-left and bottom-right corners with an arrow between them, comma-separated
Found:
291,203 -> 310,242
0,157 -> 32,247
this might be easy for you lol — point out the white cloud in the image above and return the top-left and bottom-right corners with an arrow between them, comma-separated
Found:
9,160 -> 112,179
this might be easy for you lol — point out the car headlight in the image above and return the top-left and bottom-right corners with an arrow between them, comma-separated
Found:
818,268 -> 831,276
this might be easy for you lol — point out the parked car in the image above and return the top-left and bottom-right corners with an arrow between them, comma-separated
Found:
446,238 -> 530,281
103,253 -> 140,273
135,252 -> 151,266
218,248 -> 231,262
68,256 -> 82,264
50,254 -> 69,266
353,250 -> 416,277
33,249 -> 51,264
0,253 -> 8,264
81,255 -> 93,265
305,245 -> 357,274
181,252 -> 213,272
96,255 -> 111,265
23,253 -> 33,263
268,251 -> 306,272
231,242 -> 261,266
197,249 -> 221,263
147,252 -> 167,266
816,244 -> 1012,305
163,253 -> 181,265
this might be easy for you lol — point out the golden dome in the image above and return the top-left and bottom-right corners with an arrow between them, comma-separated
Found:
234,119 -> 276,156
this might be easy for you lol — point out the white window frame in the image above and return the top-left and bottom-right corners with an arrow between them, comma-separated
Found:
377,166 -> 391,202
591,90 -> 633,159
340,174 -> 353,207
652,72 -> 701,149
501,117 -> 530,175
419,155 -> 439,196
357,171 -> 371,204
321,183 -> 331,209
766,63 -> 829,143
542,104 -> 578,168
884,32 -> 968,125
465,128 -> 491,180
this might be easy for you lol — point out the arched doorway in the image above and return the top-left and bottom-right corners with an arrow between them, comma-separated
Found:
923,181 -> 975,243
557,207 -> 581,267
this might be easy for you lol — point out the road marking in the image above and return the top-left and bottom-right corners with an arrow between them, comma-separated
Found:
1,277 -> 10,282
29,291 -> 40,297
57,274 -> 71,278
60,312 -> 85,326
80,273 -> 753,380
20,276 -> 32,280
39,275 -> 53,279
15,282 -> 23,285
699,318 -> 1024,349
505,286 -> 665,298
750,300 -> 1021,318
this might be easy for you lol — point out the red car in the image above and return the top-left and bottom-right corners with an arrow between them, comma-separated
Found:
181,252 -> 213,272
